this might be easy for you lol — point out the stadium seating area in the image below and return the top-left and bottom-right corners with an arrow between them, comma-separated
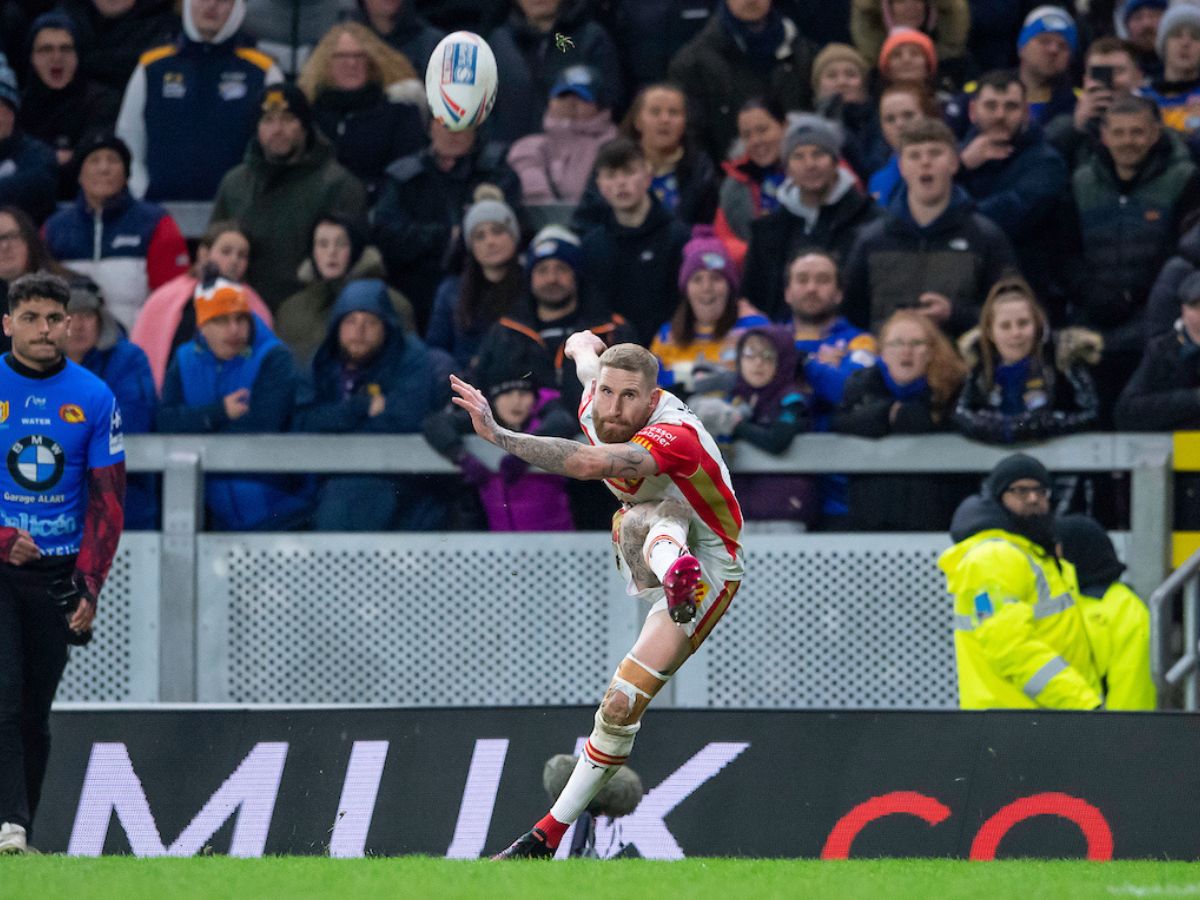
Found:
1,0 -> 1196,534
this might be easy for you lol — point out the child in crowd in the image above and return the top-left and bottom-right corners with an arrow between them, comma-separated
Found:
424,349 -> 577,533
691,326 -> 817,529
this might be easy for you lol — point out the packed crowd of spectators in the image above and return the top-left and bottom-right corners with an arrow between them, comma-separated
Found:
2,0 -> 1199,533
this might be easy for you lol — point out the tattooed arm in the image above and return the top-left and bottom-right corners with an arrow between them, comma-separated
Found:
449,375 -> 660,480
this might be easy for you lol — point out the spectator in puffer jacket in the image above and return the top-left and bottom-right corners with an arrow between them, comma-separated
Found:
65,277 -> 158,529
42,130 -> 189,332
834,309 -> 973,531
59,0 -> 178,98
423,341 -> 576,532
1145,211 -> 1200,341
293,278 -> 445,531
157,271 -> 312,531
954,275 -> 1100,444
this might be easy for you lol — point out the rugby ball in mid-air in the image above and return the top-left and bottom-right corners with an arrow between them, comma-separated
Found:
425,31 -> 499,131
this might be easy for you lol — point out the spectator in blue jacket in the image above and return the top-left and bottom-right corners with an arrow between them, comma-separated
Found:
780,249 -> 877,525
957,69 -> 1068,317
115,0 -> 283,201
782,249 -> 878,425
0,54 -> 57,224
293,279 -> 445,531
157,269 -> 311,531
65,277 -> 159,529
42,130 -> 190,333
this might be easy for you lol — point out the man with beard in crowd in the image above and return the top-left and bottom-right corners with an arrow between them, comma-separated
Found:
938,454 -> 1104,710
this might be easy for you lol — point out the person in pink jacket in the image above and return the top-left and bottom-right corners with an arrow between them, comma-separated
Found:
131,219 -> 273,391
507,65 -> 617,205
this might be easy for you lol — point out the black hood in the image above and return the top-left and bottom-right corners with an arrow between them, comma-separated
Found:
1057,514 -> 1125,597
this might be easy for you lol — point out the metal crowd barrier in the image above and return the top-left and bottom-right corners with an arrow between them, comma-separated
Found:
112,432 -> 1173,703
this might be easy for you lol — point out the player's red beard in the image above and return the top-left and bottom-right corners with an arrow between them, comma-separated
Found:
592,411 -> 646,444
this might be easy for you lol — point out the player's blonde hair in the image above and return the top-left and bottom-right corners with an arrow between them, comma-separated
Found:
599,343 -> 660,388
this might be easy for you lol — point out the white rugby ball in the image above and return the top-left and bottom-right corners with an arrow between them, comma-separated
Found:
425,31 -> 499,131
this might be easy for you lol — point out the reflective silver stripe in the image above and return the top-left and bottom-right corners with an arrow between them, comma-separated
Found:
1024,655 -> 1069,699
977,538 -> 1054,608
954,614 -> 975,632
1033,593 -> 1074,620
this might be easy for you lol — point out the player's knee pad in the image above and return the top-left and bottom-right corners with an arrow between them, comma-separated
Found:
600,654 -> 670,727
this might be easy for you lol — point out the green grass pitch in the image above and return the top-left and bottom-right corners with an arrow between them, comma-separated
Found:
2,857 -> 1197,900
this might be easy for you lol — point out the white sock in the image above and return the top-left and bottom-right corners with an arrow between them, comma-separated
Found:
548,756 -> 620,826
645,524 -> 688,584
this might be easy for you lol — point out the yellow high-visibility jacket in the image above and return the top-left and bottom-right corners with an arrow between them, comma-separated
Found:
939,529 -> 1103,710
1079,582 -> 1157,711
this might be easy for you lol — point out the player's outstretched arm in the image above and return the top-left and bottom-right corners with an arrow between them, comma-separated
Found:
564,330 -> 605,386
450,375 -> 660,481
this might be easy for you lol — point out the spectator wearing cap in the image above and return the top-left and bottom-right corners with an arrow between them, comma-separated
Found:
212,84 -> 368,312
851,0 -> 970,86
0,54 -> 57,224
65,278 -> 158,529
939,453 -> 1104,710
427,197 -> 525,369
668,0 -> 818,162
474,224 -> 637,414
742,113 -> 880,320
43,130 -> 189,332
158,271 -> 311,531
115,0 -> 283,202
19,12 -> 121,200
1063,94 -> 1200,409
810,43 -> 875,179
580,137 -> 691,344
1057,514 -> 1156,711
650,224 -> 767,393
293,278 -> 444,531
276,214 -> 414,364
842,117 -> 1018,336
372,118 -> 520,334
956,69 -> 1068,316
423,340 -> 577,533
1015,6 -> 1078,127
297,22 -> 426,203
59,0 -> 177,98
1117,0 -> 1167,79
1115,268 -> 1200,430
507,65 -> 618,207
486,0 -> 623,144
1142,4 -> 1200,136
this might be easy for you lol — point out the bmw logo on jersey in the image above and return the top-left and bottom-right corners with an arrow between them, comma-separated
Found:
7,435 -> 65,492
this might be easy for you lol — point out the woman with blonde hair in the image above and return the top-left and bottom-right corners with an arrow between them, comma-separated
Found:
954,276 -> 1100,444
835,309 -> 972,529
297,21 -> 426,199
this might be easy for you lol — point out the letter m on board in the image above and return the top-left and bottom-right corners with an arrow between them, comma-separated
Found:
67,742 -> 288,857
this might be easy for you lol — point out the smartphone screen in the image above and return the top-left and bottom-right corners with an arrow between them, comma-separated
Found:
1088,65 -> 1115,90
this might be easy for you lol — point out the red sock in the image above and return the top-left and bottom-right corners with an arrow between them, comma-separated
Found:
535,812 -> 570,848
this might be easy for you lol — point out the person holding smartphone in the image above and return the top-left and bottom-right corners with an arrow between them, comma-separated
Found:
1046,37 -> 1146,170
